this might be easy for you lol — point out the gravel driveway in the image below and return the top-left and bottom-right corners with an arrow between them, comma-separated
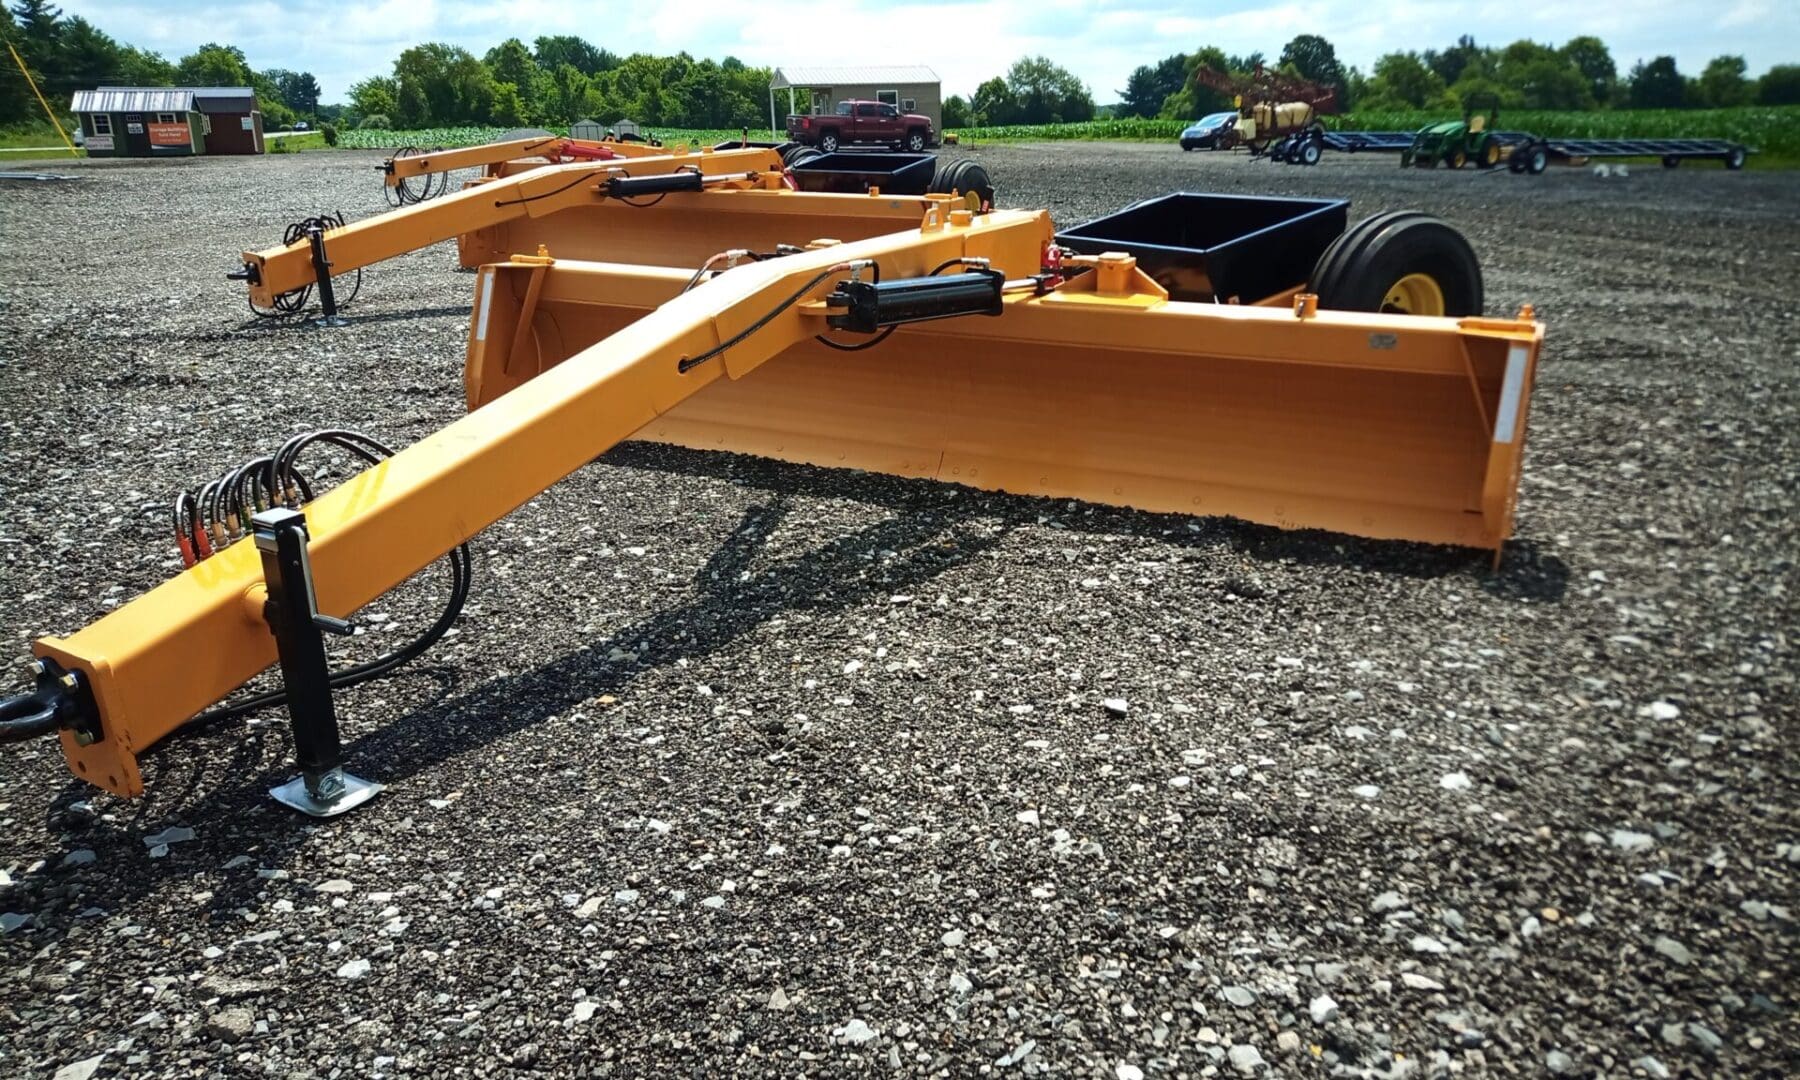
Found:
0,145 -> 1794,1078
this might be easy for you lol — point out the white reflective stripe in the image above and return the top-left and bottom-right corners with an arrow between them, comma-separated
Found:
1493,343 -> 1528,444
473,271 -> 493,342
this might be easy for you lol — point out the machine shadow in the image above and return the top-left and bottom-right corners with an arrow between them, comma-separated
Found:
14,439 -> 1564,938
598,440 -> 1571,600
18,489 -> 1016,939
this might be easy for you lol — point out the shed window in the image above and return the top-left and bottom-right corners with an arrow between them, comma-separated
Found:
876,90 -> 899,106
91,114 -> 111,135
157,112 -> 178,124
902,99 -> 916,113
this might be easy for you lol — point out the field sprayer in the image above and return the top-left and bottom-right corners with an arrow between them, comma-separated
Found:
1,147 -> 1545,818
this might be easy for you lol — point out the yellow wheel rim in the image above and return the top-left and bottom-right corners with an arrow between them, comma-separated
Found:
1450,150 -> 1466,169
1485,142 -> 1499,165
1381,273 -> 1446,316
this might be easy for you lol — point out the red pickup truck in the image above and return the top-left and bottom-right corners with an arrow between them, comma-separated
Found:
787,100 -> 936,152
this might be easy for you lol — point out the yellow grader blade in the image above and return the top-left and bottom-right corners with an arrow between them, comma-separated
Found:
17,195 -> 1542,809
470,238 -> 1542,554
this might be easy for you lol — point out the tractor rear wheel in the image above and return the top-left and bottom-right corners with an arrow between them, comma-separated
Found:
1307,211 -> 1484,318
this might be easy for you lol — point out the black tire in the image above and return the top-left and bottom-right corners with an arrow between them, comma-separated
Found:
956,161 -> 993,208
905,129 -> 927,152
1508,150 -> 1526,174
1181,141 -> 1194,151
786,147 -> 822,170
1526,146 -> 1548,174
819,130 -> 840,152
1725,146 -> 1746,170
616,131 -> 645,143
1307,211 -> 1484,317
1662,155 -> 1680,169
1299,139 -> 1322,166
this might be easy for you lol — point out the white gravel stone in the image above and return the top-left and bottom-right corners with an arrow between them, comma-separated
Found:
336,958 -> 371,979
1309,994 -> 1340,1024
834,1017 -> 878,1045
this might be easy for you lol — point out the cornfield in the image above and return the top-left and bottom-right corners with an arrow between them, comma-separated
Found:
949,107 -> 1800,159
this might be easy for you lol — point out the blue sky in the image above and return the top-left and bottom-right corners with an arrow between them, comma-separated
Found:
59,0 -> 1796,103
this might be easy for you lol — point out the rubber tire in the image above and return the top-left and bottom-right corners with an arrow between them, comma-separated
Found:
616,131 -> 645,143
906,130 -> 927,152
1448,149 -> 1467,170
1508,151 -> 1526,174
1307,211 -> 1484,317
1662,155 -> 1680,169
1299,140 -> 1322,166
1526,146 -> 1548,174
1477,136 -> 1500,169
819,130 -> 840,152
956,161 -> 993,208
1726,147 -> 1746,170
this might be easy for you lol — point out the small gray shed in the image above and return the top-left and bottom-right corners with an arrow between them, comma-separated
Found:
769,65 -> 942,137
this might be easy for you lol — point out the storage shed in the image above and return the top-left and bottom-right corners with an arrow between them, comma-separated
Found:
69,86 -> 263,158
769,66 -> 941,136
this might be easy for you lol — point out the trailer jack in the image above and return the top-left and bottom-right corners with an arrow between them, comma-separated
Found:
254,508 -> 382,816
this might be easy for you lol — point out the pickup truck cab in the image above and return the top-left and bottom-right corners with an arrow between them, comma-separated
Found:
788,100 -> 935,152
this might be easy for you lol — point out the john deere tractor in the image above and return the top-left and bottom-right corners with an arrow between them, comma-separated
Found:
1400,95 -> 1504,170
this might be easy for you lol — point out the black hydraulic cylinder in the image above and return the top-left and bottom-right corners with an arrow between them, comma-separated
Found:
253,508 -> 347,797
605,171 -> 705,198
825,270 -> 1005,334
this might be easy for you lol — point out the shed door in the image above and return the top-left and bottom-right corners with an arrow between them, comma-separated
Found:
124,112 -> 150,155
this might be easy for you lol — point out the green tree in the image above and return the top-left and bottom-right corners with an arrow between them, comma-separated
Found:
9,0 -> 61,68
176,43 -> 251,87
1560,36 -> 1616,106
1423,35 -> 1482,87
970,76 -> 1016,126
1496,40 -> 1593,109
1361,52 -> 1447,109
1159,47 -> 1235,120
347,76 -> 398,122
274,70 -> 321,116
1278,34 -> 1347,103
57,17 -> 122,90
1118,53 -> 1186,119
392,43 -> 497,126
533,34 -> 618,76
942,94 -> 971,127
543,62 -> 591,123
1628,56 -> 1685,108
1003,55 -> 1093,124
1694,55 -> 1750,107
117,44 -> 175,86
484,38 -> 542,122
1760,64 -> 1800,105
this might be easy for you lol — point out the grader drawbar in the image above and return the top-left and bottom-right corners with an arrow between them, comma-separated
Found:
1,158 -> 1544,816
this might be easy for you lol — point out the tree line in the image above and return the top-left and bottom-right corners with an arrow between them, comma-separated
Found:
7,4 -> 1797,136
344,39 -> 770,129
1109,33 -> 1800,121
2,1 -> 321,128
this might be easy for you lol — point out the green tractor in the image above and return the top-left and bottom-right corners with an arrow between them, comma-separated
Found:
1400,95 -> 1504,170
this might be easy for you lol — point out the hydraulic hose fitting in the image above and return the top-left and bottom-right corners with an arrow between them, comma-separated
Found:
0,658 -> 101,746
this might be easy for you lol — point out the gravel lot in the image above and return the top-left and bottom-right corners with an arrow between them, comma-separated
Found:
1,145 -> 1795,1079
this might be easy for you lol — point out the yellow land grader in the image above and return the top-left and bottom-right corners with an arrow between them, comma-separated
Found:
0,141 -> 1543,816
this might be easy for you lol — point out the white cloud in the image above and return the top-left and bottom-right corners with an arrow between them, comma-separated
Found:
55,0 -> 1794,103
